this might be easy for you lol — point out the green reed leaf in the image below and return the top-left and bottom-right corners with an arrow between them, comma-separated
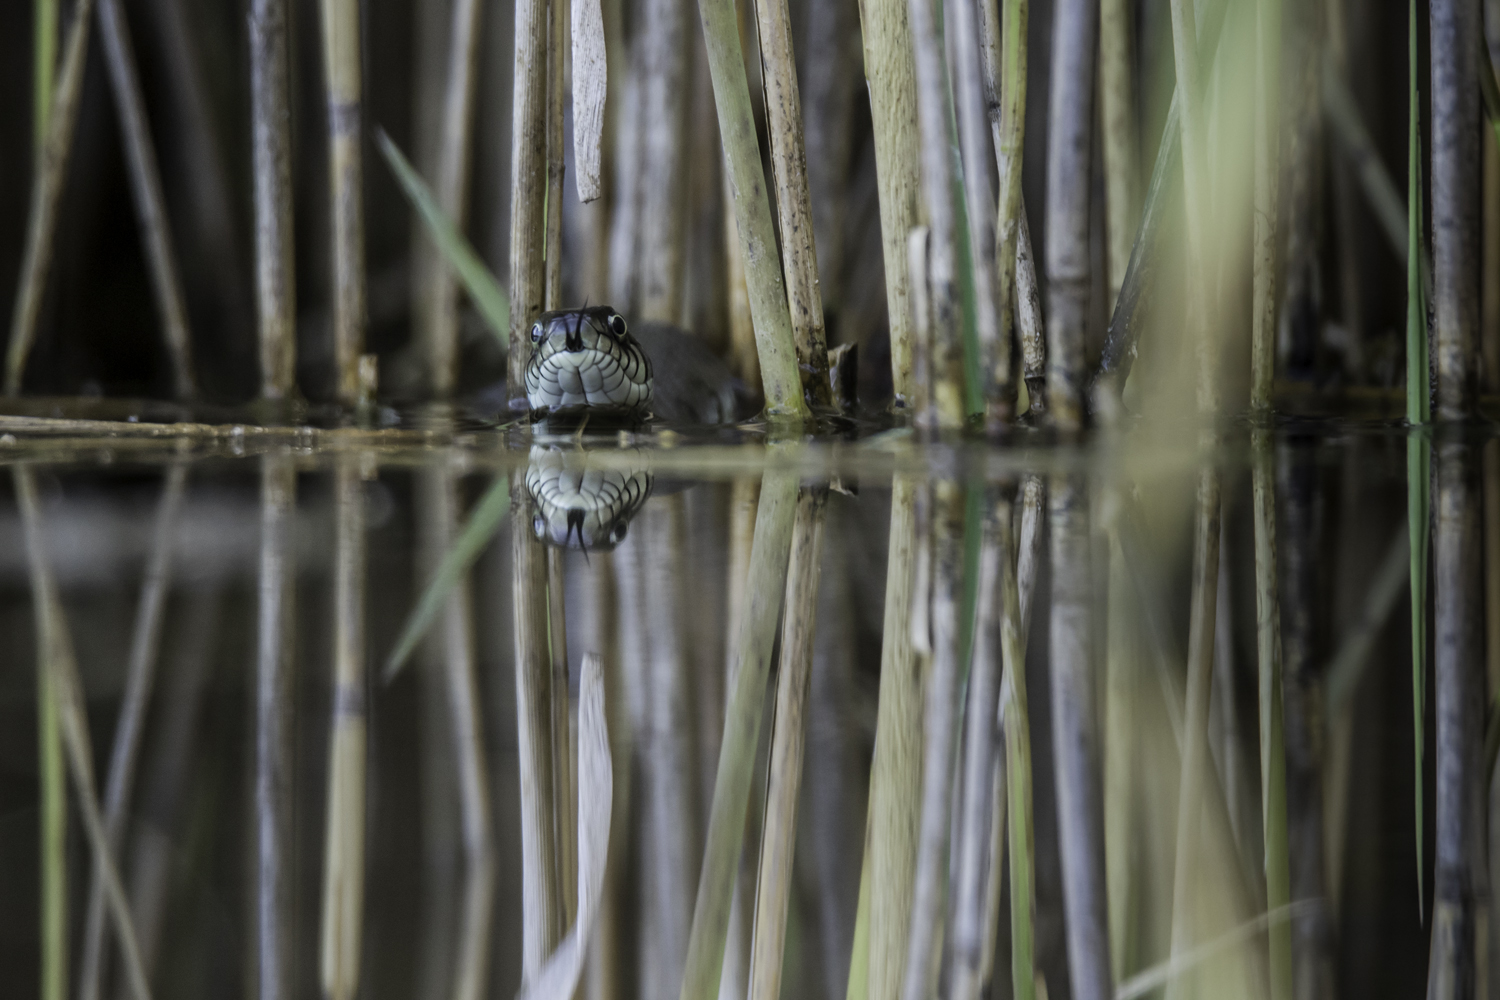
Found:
376,129 -> 510,347
384,477 -> 510,681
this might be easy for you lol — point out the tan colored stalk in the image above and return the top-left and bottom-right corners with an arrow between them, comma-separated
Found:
1043,0 -> 1097,429
572,0 -> 606,201
545,0 -> 568,310
78,463 -> 188,1000
510,0 -> 551,403
426,0 -> 486,395
906,0 -> 964,428
746,487 -> 829,1000
16,468 -> 154,1000
949,0 -> 1006,425
865,476 -> 921,1000
319,0 -> 366,405
251,0 -> 296,398
1099,0 -> 1137,308
97,0 -> 196,398
320,457 -> 368,1000
7,0 -> 97,395
754,0 -> 832,406
1015,212 -> 1045,411
853,0 -> 922,404
725,169 -> 761,395
695,0 -> 807,416
514,475 -> 564,977
908,228 -> 933,424
638,0 -> 691,321
678,466 -> 800,1000
548,547 -> 577,917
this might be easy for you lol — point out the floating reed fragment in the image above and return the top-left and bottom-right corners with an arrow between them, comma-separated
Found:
256,452 -> 297,1000
7,0 -> 97,396
250,0 -> 296,398
678,465 -> 799,1000
16,467 -> 154,1000
320,457 -> 368,1000
747,486 -> 829,1000
78,462 -> 188,1000
320,0 -> 368,405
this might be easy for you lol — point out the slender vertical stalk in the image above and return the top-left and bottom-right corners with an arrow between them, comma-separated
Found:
725,165 -> 761,396
548,547 -> 576,919
257,453 -> 297,1000
34,0 -> 56,150
1015,213 -> 1046,411
572,0 -> 606,202
251,0 -> 296,399
906,0 -> 964,428
695,0 -> 806,417
78,463 -> 188,1000
544,0 -> 568,310
754,0 -> 832,405
678,466 -> 799,1000
853,0 -> 922,404
1001,487 -> 1037,1000
1430,0 -> 1481,418
97,0 -> 196,399
1043,0 -> 1099,429
803,0 -> 859,322
1098,0 -> 1137,310
320,0 -> 367,404
510,0 -> 550,403
637,0 -> 691,321
1050,473 -> 1113,1000
1166,0 -> 1212,411
746,487 -> 829,1000
426,0 -> 486,395
320,458 -> 367,1000
7,0 -> 97,395
1251,0 -> 1281,412
1430,441 -> 1482,999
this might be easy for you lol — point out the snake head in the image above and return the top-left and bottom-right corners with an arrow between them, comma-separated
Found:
524,306 -> 654,418
523,445 -> 654,553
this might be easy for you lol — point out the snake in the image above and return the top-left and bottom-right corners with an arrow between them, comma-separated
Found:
523,445 -> 653,551
524,306 -> 742,424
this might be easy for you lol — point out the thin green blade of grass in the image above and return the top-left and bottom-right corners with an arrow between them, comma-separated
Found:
377,129 -> 510,347
384,475 -> 510,680
1406,0 -> 1430,920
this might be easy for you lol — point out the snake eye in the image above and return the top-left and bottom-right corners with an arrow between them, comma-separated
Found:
531,322 -> 544,343
533,515 -> 546,537
608,313 -> 627,338
610,523 -> 628,544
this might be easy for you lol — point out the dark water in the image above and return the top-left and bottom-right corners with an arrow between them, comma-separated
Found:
0,417 -> 1475,1000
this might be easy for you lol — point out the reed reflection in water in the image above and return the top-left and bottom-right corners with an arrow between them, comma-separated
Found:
0,427 -> 1467,1000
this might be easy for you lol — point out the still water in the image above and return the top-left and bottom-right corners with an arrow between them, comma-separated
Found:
0,415 -> 1467,1000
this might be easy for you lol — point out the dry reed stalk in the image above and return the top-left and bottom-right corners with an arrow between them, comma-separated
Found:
545,0 -> 568,310
256,452 -> 297,1000
754,0 -> 832,406
1251,0 -> 1281,412
320,457 -> 368,1000
607,49 -> 641,310
1162,470 -> 1222,1000
96,0 -> 196,398
899,481 -> 963,1000
949,0 -> 1006,426
1049,473 -> 1113,1000
949,495 -> 1004,1000
907,228 -> 934,424
695,0 -> 806,416
548,546 -> 577,918
424,0 -> 486,395
1102,525 -> 1139,984
16,468 -> 154,1000
725,167 -> 761,395
1252,436 -> 1293,1000
906,0 -> 964,428
999,485 -> 1037,1000
1430,0 -> 1482,418
865,476 -> 921,1000
513,474 -> 565,979
853,0 -> 922,404
319,0 -> 367,405
1043,0 -> 1098,429
510,0 -> 551,402
7,0 -> 97,396
746,487 -> 829,1000
678,466 -> 799,1000
572,0 -> 606,201
637,0 -> 691,321
1430,441 -> 1483,998
251,0 -> 297,398
1015,213 -> 1045,411
585,552 -> 627,1000
1098,0 -> 1137,309
78,462 -> 187,1000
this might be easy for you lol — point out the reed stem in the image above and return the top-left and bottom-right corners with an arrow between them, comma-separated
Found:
1098,0 -> 1137,310
1250,0 -> 1281,412
34,0 -> 56,149
320,0 -> 367,405
251,0 -> 297,399
572,0 -> 606,202
637,0 -> 691,321
544,0 -> 568,311
1001,484 -> 1037,1000
510,0 -> 550,403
